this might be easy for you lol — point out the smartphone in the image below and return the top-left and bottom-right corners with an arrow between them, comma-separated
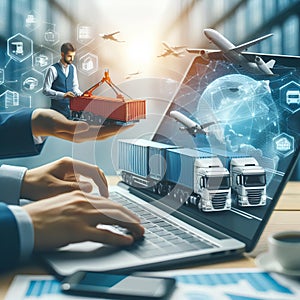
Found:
60,271 -> 176,299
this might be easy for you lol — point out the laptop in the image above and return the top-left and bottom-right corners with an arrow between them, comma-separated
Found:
44,53 -> 300,278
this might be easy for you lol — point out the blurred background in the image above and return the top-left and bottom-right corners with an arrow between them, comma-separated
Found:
0,0 -> 299,178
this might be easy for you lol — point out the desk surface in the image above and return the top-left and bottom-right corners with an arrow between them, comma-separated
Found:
1,178 -> 299,299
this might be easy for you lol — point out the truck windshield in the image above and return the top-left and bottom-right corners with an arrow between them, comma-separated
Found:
243,174 -> 266,187
206,176 -> 230,190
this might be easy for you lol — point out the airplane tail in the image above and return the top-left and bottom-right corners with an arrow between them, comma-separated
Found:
266,59 -> 276,68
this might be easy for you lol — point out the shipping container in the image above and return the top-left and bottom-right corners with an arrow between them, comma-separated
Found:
166,148 -> 213,189
118,139 -> 177,179
70,96 -> 146,124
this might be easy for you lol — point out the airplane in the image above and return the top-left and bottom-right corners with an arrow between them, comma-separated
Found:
125,71 -> 142,79
187,28 -> 276,75
157,42 -> 186,58
170,110 -> 216,137
99,31 -> 125,42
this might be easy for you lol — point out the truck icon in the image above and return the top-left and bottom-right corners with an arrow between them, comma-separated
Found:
11,42 -> 24,55
286,90 -> 300,105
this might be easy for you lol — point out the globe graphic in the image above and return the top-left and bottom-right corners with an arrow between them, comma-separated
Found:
194,74 -> 280,176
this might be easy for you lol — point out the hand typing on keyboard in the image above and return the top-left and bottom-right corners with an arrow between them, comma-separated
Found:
24,191 -> 145,251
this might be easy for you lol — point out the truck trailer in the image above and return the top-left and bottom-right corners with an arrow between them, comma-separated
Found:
118,139 -> 231,212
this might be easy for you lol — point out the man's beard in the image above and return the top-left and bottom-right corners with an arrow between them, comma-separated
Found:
63,57 -> 72,64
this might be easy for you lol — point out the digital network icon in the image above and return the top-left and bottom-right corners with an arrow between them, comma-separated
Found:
77,25 -> 94,44
44,26 -> 59,45
33,48 -> 54,72
21,69 -> 44,94
78,53 -> 98,76
273,133 -> 294,157
0,90 -> 19,108
0,69 -> 4,85
279,81 -> 300,112
25,11 -> 39,30
7,33 -> 33,62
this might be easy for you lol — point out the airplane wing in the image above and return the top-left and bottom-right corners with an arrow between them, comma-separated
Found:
173,46 -> 186,50
187,48 -> 226,61
162,42 -> 173,51
110,31 -> 120,36
201,121 -> 216,129
232,33 -> 273,52
243,52 -> 300,67
188,49 -> 276,67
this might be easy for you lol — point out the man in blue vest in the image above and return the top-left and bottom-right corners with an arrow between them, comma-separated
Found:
43,43 -> 82,119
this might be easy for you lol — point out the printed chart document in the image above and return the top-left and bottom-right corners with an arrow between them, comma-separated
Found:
5,269 -> 300,300
158,268 -> 300,300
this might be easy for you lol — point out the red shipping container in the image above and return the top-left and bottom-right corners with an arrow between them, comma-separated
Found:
70,95 -> 146,124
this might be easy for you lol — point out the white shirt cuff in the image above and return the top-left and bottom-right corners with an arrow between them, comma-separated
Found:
8,205 -> 34,262
33,135 -> 47,144
0,165 -> 27,205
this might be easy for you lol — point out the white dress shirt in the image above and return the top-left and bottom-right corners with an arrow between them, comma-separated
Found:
43,61 -> 82,100
0,135 -> 46,262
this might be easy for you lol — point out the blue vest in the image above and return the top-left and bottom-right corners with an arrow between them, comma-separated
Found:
50,63 -> 74,118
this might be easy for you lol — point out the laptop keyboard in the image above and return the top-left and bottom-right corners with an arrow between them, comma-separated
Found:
110,191 -> 217,259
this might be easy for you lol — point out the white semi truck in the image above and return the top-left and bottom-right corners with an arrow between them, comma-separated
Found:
191,153 -> 232,212
201,149 -> 267,207
167,148 -> 232,212
118,139 -> 232,212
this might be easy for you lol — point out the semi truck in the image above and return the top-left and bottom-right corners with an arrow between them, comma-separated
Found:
201,148 -> 267,207
118,139 -> 231,212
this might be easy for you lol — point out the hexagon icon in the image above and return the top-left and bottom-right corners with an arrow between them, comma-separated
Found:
78,53 -> 98,76
44,27 -> 60,45
0,69 -> 4,85
77,24 -> 94,44
25,10 -> 39,31
21,69 -> 44,93
0,90 -> 19,109
279,81 -> 300,113
33,48 -> 54,72
7,33 -> 33,62
273,133 -> 294,157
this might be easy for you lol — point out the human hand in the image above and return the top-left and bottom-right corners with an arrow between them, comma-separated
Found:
64,91 -> 76,98
31,108 -> 132,142
21,157 -> 109,200
23,191 -> 145,251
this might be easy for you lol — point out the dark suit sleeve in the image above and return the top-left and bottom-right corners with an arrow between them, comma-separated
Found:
0,108 -> 45,158
0,203 -> 20,271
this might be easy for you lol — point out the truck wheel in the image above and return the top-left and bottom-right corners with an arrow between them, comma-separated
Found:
81,111 -> 89,121
167,184 -> 173,196
179,191 -> 186,204
157,183 -> 165,195
197,197 -> 202,211
71,111 -> 77,119
172,188 -> 179,201
124,174 -> 130,184
78,111 -> 84,120
184,192 -> 190,205
87,113 -> 94,123
128,175 -> 133,186
94,115 -> 103,125
121,172 -> 127,182
152,185 -> 157,193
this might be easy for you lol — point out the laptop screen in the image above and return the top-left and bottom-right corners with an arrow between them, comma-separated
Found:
151,54 -> 300,249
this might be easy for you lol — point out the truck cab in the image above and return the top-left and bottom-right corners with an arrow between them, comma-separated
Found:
193,157 -> 231,212
230,157 -> 267,206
